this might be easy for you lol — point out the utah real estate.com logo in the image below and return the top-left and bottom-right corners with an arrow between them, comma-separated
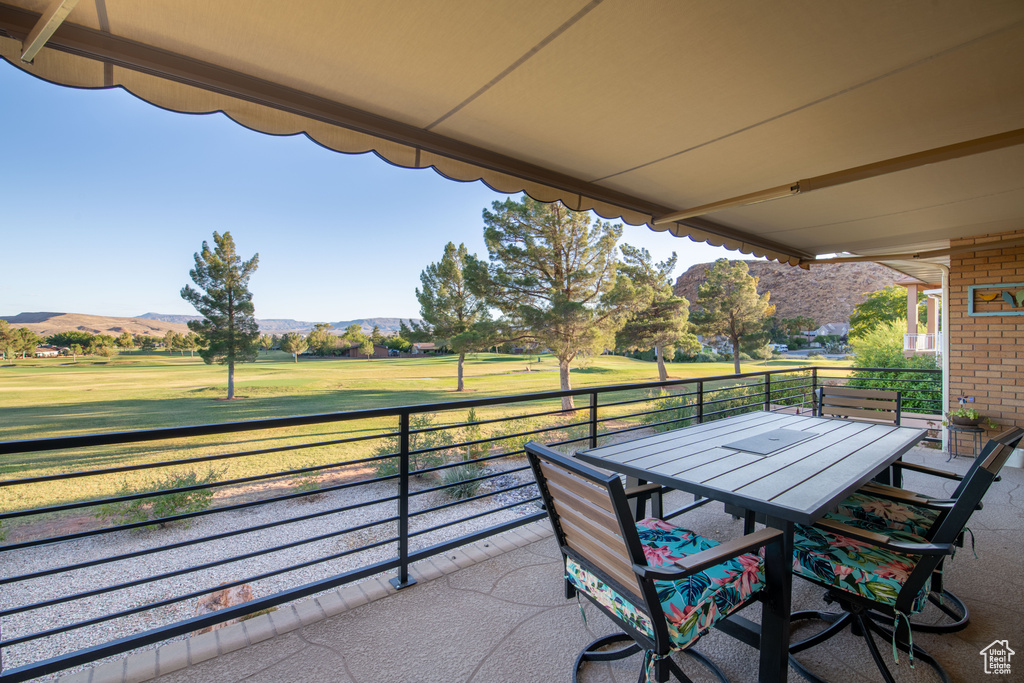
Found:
980,640 -> 1014,675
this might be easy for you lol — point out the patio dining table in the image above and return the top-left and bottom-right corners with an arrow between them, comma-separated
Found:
575,410 -> 926,683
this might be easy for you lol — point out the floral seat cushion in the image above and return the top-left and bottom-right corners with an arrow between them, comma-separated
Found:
834,491 -> 939,538
793,523 -> 931,613
565,518 -> 765,651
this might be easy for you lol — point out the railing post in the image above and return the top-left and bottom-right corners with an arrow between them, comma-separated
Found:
390,411 -> 416,589
589,391 -> 598,449
764,372 -> 772,412
697,380 -> 704,423
810,367 -> 818,414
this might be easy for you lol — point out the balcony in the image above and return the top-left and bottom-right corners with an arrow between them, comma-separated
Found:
33,444 -> 1023,683
903,332 -> 942,355
0,367 -> 959,681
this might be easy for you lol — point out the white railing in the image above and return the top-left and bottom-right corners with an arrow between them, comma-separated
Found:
904,332 -> 942,353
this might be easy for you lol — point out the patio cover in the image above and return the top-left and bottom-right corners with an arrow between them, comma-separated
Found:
2,0 -> 1023,282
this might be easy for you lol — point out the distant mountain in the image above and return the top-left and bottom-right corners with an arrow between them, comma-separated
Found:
138,313 -> 420,336
674,261 -> 902,327
0,312 -> 190,337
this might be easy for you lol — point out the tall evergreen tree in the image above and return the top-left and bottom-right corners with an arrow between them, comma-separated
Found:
417,242 -> 490,391
468,197 -> 627,410
690,259 -> 775,375
180,231 -> 260,399
614,245 -> 700,381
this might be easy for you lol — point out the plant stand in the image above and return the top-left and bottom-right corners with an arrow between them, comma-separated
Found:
947,424 -> 984,461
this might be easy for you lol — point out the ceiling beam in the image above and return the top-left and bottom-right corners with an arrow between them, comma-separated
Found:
0,3 -> 814,262
799,235 -> 1024,266
654,127 -> 1024,225
19,0 -> 77,62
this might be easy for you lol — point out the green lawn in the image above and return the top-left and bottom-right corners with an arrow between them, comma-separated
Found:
0,352 -> 851,516
0,351 -> 848,441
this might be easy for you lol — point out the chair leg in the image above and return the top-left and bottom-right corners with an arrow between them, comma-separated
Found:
788,607 -> 952,683
573,633 -> 641,683
866,589 -> 969,634
572,634 -> 730,683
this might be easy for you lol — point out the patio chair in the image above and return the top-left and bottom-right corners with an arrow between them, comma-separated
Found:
825,427 -> 1022,632
788,429 -> 1020,683
525,441 -> 782,683
814,386 -> 901,425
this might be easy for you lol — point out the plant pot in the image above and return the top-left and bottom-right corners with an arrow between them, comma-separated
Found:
948,414 -> 983,427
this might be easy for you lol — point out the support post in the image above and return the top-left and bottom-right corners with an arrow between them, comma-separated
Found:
589,391 -> 598,449
390,411 -> 417,589
697,380 -> 704,423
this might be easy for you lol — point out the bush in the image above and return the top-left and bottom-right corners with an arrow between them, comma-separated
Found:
641,390 -> 695,432
372,413 -> 457,478
848,320 -> 940,412
96,467 -> 224,529
441,463 -> 485,500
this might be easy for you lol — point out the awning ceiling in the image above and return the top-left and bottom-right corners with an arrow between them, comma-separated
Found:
2,0 -> 1022,282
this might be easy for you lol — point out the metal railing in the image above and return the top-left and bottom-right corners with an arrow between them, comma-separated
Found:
0,365 -> 941,681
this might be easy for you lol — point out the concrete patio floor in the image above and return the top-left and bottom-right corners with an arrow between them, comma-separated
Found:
53,446 -> 1023,683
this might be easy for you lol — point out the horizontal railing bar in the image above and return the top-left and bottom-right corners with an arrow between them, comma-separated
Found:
0,429 -> 399,487
0,513 -> 402,618
596,388 -> 698,410
0,491 -> 403,585
0,531 -> 404,648
0,554 -> 405,682
409,496 -> 542,538
410,479 -> 537,512
0,478 -> 401,550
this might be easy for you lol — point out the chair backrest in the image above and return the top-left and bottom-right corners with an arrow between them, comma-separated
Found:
816,385 -> 902,425
948,426 -> 1024,500
929,426 -> 1023,546
892,427 -> 1021,613
525,441 -> 649,603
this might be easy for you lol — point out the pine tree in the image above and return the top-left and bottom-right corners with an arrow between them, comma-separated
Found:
690,259 -> 774,375
468,198 -> 627,410
180,232 -> 260,399
417,242 -> 490,391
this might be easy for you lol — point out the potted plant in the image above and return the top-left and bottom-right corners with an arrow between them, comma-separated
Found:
945,394 -> 998,428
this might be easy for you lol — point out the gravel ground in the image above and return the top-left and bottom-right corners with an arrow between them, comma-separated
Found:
0,462 -> 542,679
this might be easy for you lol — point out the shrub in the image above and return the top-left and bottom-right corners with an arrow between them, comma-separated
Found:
641,390 -> 695,432
848,320 -> 940,412
372,413 -> 455,478
96,467 -> 224,529
441,463 -> 485,500
494,415 -> 537,455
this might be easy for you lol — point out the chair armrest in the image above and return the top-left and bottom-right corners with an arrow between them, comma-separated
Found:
858,482 -> 955,509
892,461 -> 964,481
635,528 -> 784,580
624,482 -> 663,498
814,519 -> 953,557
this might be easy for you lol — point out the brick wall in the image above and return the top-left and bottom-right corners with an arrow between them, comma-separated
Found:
948,229 -> 1024,434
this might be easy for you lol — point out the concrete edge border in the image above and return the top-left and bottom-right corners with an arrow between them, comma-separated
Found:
54,520 -> 554,683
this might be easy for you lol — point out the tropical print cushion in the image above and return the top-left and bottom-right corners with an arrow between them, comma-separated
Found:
565,518 -> 764,651
823,508 -> 931,545
793,523 -> 931,613
834,491 -> 939,538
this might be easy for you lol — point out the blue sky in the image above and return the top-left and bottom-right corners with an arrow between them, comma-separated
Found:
0,60 -> 740,322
